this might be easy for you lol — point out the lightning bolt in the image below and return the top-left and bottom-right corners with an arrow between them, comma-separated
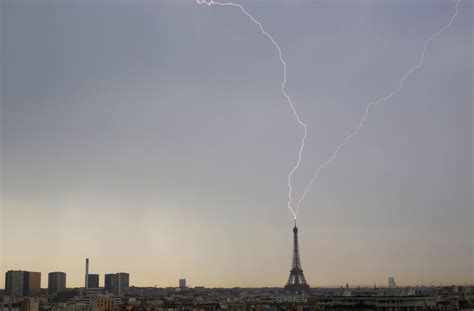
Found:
294,0 -> 461,217
196,0 -> 307,219
196,0 -> 462,220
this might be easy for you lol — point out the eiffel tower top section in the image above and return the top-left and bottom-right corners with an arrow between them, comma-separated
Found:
285,221 -> 310,292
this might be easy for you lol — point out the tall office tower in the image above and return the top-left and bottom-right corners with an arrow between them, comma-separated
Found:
85,258 -> 89,288
117,273 -> 129,296
104,273 -> 129,296
5,271 -> 41,296
5,271 -> 25,296
179,279 -> 186,289
388,277 -> 397,288
24,272 -> 41,296
284,222 -> 311,293
104,274 -> 115,294
48,272 -> 66,295
87,274 -> 99,288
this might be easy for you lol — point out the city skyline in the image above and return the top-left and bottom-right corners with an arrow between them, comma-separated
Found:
3,268 -> 472,310
1,0 -> 472,289
3,266 -> 471,291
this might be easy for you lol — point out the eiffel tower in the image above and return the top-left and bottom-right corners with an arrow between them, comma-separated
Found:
284,221 -> 310,292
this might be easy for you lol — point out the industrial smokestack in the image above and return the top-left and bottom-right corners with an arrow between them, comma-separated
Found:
85,258 -> 89,288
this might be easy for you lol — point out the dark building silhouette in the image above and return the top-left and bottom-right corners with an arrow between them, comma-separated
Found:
284,222 -> 310,292
48,272 -> 66,294
118,273 -> 130,295
87,274 -> 99,288
5,271 -> 24,296
5,271 -> 41,296
105,273 -> 129,296
104,274 -> 113,293
24,271 -> 41,296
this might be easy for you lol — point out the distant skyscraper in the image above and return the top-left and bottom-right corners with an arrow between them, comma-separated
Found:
284,222 -> 310,292
104,273 -> 129,296
388,277 -> 397,288
87,274 -> 99,288
104,274 -> 114,294
24,272 -> 41,296
48,272 -> 66,294
5,271 -> 25,296
5,271 -> 41,296
179,279 -> 186,289
117,273 -> 129,296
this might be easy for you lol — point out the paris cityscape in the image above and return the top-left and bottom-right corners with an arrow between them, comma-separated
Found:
1,0 -> 473,310
0,223 -> 474,311
2,224 -> 474,310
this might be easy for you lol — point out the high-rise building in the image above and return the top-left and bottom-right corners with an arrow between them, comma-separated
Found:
48,272 -> 66,294
104,274 -> 114,294
5,271 -> 25,296
104,273 -> 129,296
24,272 -> 41,296
5,271 -> 41,296
179,279 -> 186,289
388,277 -> 397,288
284,221 -> 310,292
87,274 -> 99,288
117,273 -> 129,296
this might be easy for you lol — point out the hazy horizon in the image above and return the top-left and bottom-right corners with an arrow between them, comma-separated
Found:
1,0 -> 472,288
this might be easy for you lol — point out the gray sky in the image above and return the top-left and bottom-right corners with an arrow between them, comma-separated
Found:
1,0 -> 472,288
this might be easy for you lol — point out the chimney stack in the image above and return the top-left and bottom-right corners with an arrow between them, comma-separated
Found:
85,258 -> 89,288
